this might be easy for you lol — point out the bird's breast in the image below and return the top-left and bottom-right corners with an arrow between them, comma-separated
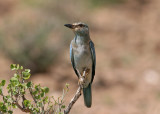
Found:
71,41 -> 93,87
73,44 -> 92,69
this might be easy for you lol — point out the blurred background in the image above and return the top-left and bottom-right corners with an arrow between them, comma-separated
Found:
0,0 -> 160,114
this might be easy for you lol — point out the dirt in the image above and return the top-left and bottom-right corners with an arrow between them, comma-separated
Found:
1,0 -> 160,114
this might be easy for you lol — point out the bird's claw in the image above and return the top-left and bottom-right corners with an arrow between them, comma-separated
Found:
78,77 -> 85,88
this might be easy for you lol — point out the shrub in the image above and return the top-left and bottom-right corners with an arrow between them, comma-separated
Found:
0,64 -> 69,114
0,20 -> 59,74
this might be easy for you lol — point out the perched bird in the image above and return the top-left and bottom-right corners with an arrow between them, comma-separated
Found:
64,22 -> 96,108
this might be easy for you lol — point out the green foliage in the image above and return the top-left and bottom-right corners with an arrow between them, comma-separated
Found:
22,70 -> 31,80
0,19 -> 59,74
0,80 -> 6,86
89,0 -> 126,7
0,64 -> 69,114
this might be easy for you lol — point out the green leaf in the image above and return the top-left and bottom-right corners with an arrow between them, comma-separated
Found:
12,103 -> 17,108
7,84 -> 11,90
61,105 -> 65,109
33,90 -> 38,95
1,80 -> 6,86
33,107 -> 39,112
10,77 -> 19,86
37,102 -> 42,107
22,71 -> 31,80
23,100 -> 31,108
43,96 -> 48,104
13,73 -> 20,79
0,102 -> 3,107
18,84 -> 25,94
10,64 -> 16,70
13,73 -> 17,77
16,64 -> 19,70
35,95 -> 41,100
65,83 -> 69,88
40,92 -> 45,97
35,85 -> 40,91
20,89 -> 25,95
5,95 -> 12,103
27,82 -> 32,88
20,66 -> 23,70
8,110 -> 13,114
25,69 -> 31,73
43,87 -> 49,93
0,103 -> 7,112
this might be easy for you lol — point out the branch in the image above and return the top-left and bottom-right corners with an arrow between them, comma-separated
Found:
12,94 -> 31,113
64,69 -> 87,114
29,88 -> 37,103
14,101 -> 31,113
0,89 -> 30,113
64,86 -> 82,114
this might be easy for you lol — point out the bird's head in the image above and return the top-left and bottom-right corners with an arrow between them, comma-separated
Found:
64,22 -> 89,36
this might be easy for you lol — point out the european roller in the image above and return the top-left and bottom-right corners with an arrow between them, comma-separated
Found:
64,22 -> 96,108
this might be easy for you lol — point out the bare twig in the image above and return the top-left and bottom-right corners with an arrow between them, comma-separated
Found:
64,86 -> 82,114
64,69 -> 86,114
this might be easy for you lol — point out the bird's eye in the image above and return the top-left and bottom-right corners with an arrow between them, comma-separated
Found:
79,24 -> 83,27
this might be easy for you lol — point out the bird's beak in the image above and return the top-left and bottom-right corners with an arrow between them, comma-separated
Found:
64,24 -> 74,29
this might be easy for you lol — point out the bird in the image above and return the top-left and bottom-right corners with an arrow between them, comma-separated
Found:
64,22 -> 96,108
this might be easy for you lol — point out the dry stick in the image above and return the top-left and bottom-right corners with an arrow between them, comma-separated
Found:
64,86 -> 82,114
64,69 -> 86,114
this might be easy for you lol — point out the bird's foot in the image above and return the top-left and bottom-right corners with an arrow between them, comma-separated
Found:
78,77 -> 85,88
77,68 -> 90,88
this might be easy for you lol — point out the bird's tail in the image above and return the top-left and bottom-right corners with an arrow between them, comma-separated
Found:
83,83 -> 92,108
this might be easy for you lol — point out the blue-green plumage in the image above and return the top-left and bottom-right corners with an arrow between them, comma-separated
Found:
83,83 -> 92,108
65,22 -> 96,108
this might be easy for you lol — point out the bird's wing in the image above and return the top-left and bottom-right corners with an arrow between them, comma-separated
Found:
70,43 -> 79,77
89,41 -> 96,83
